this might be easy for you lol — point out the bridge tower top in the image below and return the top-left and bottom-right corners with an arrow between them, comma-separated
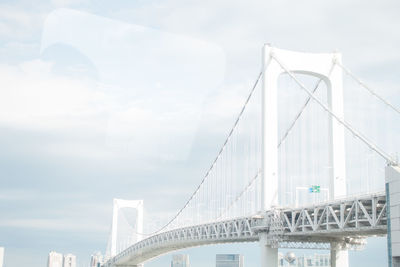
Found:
110,199 -> 143,257
261,44 -> 346,210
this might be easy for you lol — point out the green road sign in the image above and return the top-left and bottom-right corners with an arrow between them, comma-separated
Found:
309,185 -> 321,193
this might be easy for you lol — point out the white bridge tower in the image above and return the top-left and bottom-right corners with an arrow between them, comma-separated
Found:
260,44 -> 347,267
110,199 -> 144,259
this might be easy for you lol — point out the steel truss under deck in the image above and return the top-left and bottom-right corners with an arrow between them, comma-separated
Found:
103,192 -> 387,267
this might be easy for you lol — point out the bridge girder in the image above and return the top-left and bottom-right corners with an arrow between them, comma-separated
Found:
103,192 -> 387,267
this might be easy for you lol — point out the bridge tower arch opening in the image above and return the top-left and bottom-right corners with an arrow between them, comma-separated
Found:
260,44 -> 347,267
110,199 -> 144,257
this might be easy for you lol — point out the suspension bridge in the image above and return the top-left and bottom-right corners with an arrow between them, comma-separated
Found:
100,45 -> 400,267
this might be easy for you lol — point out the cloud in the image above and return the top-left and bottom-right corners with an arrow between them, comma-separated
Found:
51,0 -> 89,8
0,4 -> 46,41
0,218 -> 108,232
0,2 -> 399,267
38,8 -> 228,160
0,189 -> 36,201
0,60 -> 107,131
0,56 -> 222,161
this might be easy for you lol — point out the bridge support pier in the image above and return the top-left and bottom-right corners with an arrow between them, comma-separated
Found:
259,233 -> 278,267
330,245 -> 348,267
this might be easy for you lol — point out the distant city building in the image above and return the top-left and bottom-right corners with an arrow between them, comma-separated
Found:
171,254 -> 190,267
278,253 -> 285,266
48,251 -> 63,267
216,254 -> 243,267
63,254 -> 77,267
90,252 -> 104,267
278,253 -> 330,267
0,247 -> 4,267
311,254 -> 329,267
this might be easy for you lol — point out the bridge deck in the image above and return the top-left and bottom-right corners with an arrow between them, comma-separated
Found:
104,192 -> 387,267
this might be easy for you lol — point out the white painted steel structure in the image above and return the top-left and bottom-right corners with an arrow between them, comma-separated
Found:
110,199 -> 144,257
103,45 -> 399,267
260,45 -> 348,267
261,45 -> 347,211
103,193 -> 387,267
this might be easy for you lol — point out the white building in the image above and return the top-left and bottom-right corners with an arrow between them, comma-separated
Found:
48,251 -> 63,267
90,252 -> 104,267
297,254 -> 330,267
0,247 -> 4,267
216,254 -> 243,267
63,254 -> 76,267
314,254 -> 330,267
171,254 -> 190,267
278,253 -> 330,267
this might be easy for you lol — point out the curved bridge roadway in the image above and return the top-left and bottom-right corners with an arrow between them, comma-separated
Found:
103,192 -> 387,267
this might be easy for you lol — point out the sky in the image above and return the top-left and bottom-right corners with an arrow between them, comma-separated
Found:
0,0 -> 399,266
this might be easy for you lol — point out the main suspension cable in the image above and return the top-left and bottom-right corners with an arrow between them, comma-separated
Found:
277,62 -> 335,148
272,54 -> 396,165
137,70 -> 263,236
336,61 -> 400,115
